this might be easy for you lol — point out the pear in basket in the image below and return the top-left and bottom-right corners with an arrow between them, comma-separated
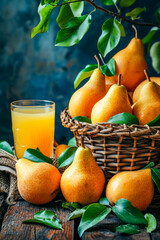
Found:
60,146 -> 105,205
69,55 -> 106,118
132,70 -> 160,125
109,25 -> 148,91
91,74 -> 132,124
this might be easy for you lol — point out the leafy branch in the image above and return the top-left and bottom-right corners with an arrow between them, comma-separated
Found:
32,0 -> 160,73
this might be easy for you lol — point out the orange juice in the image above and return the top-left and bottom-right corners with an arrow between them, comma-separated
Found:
11,105 -> 55,158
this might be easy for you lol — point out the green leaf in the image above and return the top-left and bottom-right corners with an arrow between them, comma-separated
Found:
107,112 -> 139,125
55,15 -> 91,47
151,168 -> 160,193
143,162 -> 155,169
23,148 -> 53,164
147,114 -> 160,126
0,141 -> 15,156
100,58 -> 115,76
126,7 -> 146,20
58,146 -> 77,168
119,0 -> 136,7
116,224 -> 140,235
74,64 -> 98,89
31,3 -> 55,38
78,203 -> 111,237
156,8 -> 160,24
119,23 -> 126,37
98,18 -> 121,57
62,202 -> 82,211
68,137 -> 77,147
23,210 -> 62,230
70,1 -> 84,16
99,197 -> 110,206
56,1 -> 84,29
150,41 -> 160,74
100,0 -> 117,6
145,213 -> 157,233
112,199 -> 147,226
142,27 -> 159,44
73,116 -> 92,123
68,207 -> 86,220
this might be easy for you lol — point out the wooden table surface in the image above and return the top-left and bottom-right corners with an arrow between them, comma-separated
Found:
0,193 -> 160,240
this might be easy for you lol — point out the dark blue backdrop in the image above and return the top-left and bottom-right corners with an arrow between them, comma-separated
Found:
0,0 -> 159,145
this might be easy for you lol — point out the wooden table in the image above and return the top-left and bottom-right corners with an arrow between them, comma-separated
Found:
0,193 -> 160,240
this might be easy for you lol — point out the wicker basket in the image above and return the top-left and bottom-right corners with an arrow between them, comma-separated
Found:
61,108 -> 160,207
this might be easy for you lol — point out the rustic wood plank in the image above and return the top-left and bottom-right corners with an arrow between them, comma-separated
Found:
0,200 -> 74,240
83,229 -> 151,240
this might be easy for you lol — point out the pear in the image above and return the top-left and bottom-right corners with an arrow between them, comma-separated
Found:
132,70 -> 160,125
109,26 -> 148,91
106,168 -> 154,211
69,55 -> 106,118
16,158 -> 61,205
60,146 -> 105,205
91,74 -> 132,124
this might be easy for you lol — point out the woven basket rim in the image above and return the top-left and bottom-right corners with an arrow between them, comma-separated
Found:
60,108 -> 160,139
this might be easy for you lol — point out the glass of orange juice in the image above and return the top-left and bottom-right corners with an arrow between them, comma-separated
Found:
11,100 -> 55,158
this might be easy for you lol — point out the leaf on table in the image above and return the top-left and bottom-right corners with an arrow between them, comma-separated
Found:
0,141 -> 15,156
98,18 -> 121,57
58,146 -> 77,168
107,112 -> 139,125
74,64 -> 98,89
147,114 -> 160,126
62,201 -> 82,211
23,210 -> 63,230
151,168 -> 160,193
100,58 -> 115,76
68,137 -> 77,147
56,0 -> 84,29
112,199 -> 147,226
99,197 -> 110,207
73,116 -> 92,123
119,0 -> 136,7
116,224 -> 140,235
145,213 -> 157,233
31,3 -> 56,38
23,148 -> 53,164
142,162 -> 155,169
55,15 -> 91,47
126,7 -> 146,20
68,207 -> 86,220
78,203 -> 111,237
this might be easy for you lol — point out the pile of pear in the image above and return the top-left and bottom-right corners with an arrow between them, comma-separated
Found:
69,26 -> 160,126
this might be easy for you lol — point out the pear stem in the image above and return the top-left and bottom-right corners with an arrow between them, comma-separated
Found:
81,136 -> 85,148
132,25 -> 138,38
144,69 -> 151,82
94,55 -> 100,69
118,74 -> 122,86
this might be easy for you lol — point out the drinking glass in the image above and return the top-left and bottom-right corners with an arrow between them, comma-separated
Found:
11,100 -> 55,158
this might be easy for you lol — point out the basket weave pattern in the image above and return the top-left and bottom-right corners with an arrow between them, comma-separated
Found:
61,108 -> 160,181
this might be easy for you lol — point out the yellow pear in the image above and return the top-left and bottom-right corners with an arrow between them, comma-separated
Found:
60,146 -> 105,205
132,70 -> 160,125
16,158 -> 61,205
69,56 -> 106,118
109,26 -> 148,91
133,77 -> 160,103
91,74 -> 132,124
106,168 -> 154,211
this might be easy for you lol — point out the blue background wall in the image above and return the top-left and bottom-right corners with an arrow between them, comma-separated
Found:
0,0 -> 159,145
